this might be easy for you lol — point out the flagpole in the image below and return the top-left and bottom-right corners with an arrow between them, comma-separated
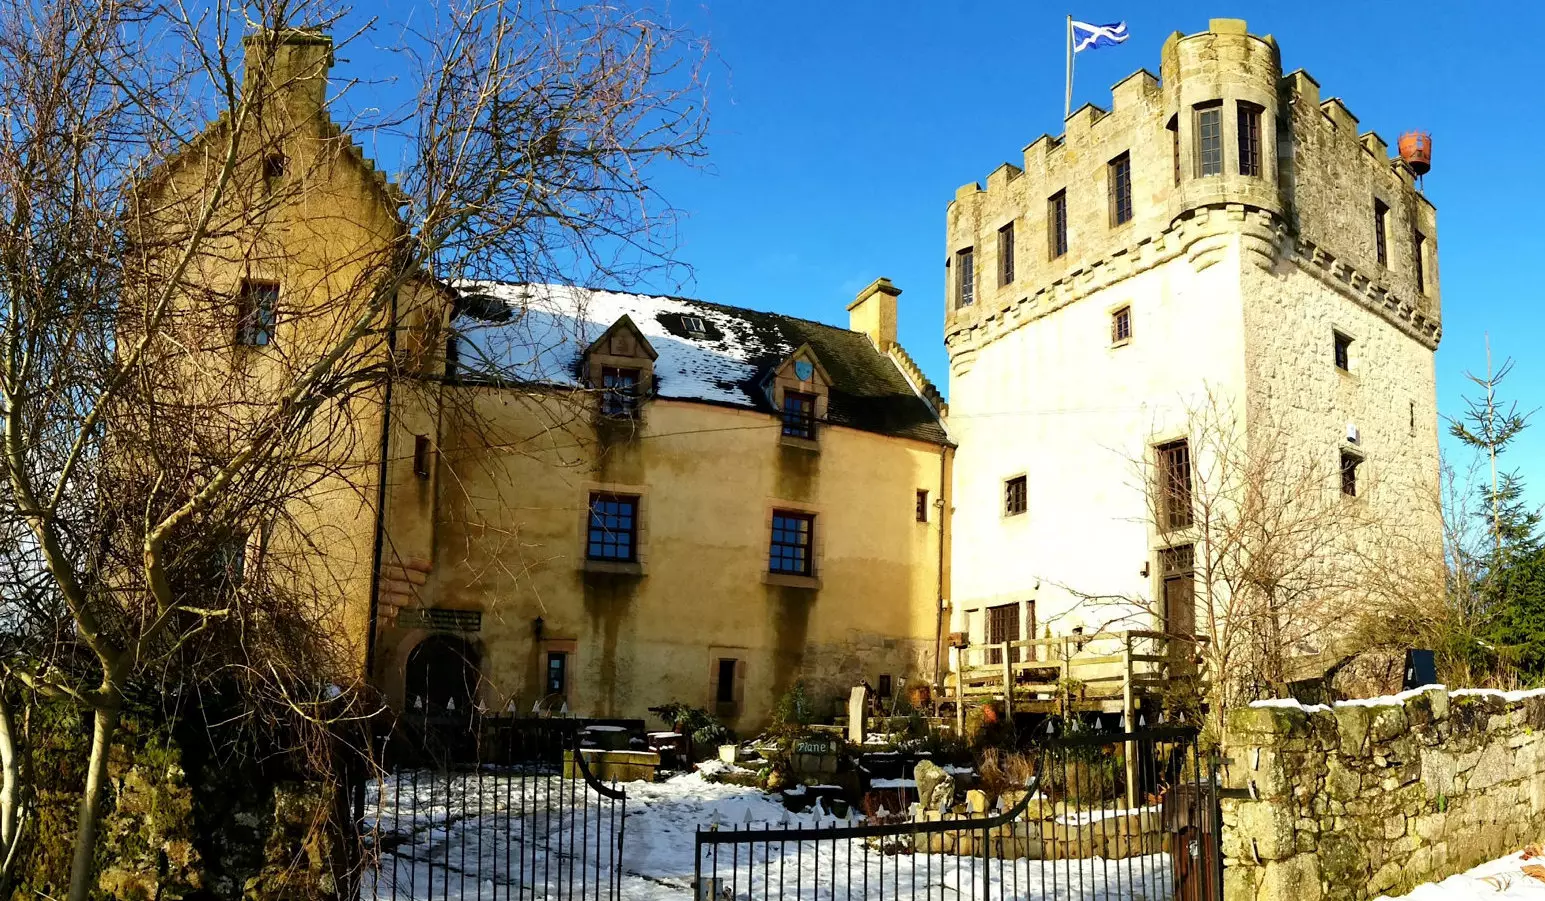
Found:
1065,15 -> 1074,121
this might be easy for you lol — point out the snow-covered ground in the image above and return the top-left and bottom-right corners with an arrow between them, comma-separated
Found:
360,767 -> 1178,900
1378,849 -> 1545,900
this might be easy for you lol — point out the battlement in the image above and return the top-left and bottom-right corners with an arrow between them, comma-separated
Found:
944,18 -> 1439,352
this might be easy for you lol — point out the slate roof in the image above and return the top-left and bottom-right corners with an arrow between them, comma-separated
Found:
451,282 -> 950,446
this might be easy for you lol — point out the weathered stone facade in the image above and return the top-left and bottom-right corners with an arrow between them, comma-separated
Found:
943,18 -> 1442,652
1221,687 -> 1545,901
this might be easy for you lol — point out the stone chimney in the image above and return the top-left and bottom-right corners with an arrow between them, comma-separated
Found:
848,278 -> 901,350
242,29 -> 334,119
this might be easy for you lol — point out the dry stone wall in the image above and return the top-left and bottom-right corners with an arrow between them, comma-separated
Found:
1220,686 -> 1545,901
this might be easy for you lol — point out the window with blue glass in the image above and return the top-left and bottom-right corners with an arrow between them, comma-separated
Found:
586,493 -> 639,562
782,391 -> 816,439
769,511 -> 814,576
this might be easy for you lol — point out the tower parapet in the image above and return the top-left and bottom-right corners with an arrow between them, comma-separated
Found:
944,18 -> 1439,364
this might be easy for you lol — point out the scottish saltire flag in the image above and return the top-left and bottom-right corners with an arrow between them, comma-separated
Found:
1072,20 -> 1129,52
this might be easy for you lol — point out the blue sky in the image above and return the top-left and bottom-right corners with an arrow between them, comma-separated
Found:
345,2 -> 1545,507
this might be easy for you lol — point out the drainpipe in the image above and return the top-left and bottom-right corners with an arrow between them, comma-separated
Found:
931,444 -> 953,708
362,286 -> 401,691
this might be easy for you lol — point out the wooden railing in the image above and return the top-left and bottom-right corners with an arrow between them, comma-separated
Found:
949,629 -> 1209,721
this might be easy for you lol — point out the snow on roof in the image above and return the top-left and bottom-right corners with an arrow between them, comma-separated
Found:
447,282 -> 951,445
452,282 -> 784,407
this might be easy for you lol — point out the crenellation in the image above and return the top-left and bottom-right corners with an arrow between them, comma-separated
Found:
1358,132 -> 1388,160
1320,97 -> 1359,132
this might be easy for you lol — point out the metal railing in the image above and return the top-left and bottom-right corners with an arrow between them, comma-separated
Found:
694,726 -> 1220,901
357,721 -> 628,901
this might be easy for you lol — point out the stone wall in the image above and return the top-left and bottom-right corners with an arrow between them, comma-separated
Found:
1220,686 -> 1545,901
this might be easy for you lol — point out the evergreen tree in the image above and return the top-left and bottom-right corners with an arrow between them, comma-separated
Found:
1448,340 -> 1545,679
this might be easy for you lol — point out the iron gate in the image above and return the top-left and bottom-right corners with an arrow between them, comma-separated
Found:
356,716 -> 628,901
694,726 -> 1220,901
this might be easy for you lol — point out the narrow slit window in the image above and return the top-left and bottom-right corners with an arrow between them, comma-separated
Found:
413,435 -> 431,478
1374,199 -> 1389,266
915,489 -> 929,523
956,247 -> 975,308
1167,115 -> 1181,185
1334,331 -> 1352,372
1237,102 -> 1263,177
1413,230 -> 1427,294
1195,103 -> 1223,177
998,223 -> 1015,286
1048,191 -> 1068,259
1341,451 -> 1362,497
1108,152 -> 1133,226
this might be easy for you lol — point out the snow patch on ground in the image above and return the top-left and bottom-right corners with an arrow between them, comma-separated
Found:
1378,848 -> 1545,899
363,768 -> 1178,900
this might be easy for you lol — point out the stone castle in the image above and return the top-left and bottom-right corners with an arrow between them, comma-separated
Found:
942,18 -> 1441,668
153,18 -> 1444,729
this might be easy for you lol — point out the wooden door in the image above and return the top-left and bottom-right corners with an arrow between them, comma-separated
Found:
987,603 -> 1020,665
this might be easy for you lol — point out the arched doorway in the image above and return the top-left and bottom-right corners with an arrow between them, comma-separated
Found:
405,633 -> 481,716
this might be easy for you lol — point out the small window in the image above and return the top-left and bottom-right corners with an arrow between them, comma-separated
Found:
1003,475 -> 1027,517
716,658 -> 737,704
413,435 -> 431,478
1156,440 -> 1193,531
1111,306 -> 1132,345
1237,102 -> 1263,177
1409,400 -> 1417,436
546,651 -> 568,696
1340,451 -> 1362,497
1413,230 -> 1427,294
916,489 -> 929,523
1048,191 -> 1068,259
682,315 -> 707,336
1333,331 -> 1352,372
600,366 -> 641,418
877,674 -> 893,698
1195,103 -> 1223,177
586,493 -> 639,562
998,223 -> 1015,286
236,280 -> 279,346
1108,152 -> 1133,226
769,511 -> 815,576
781,391 -> 817,440
956,248 -> 975,308
262,153 -> 287,193
1374,199 -> 1389,266
1167,115 -> 1181,186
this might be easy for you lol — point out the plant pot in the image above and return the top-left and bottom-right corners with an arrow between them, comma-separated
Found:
719,744 -> 739,764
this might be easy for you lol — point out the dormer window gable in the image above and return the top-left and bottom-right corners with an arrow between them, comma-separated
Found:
583,314 -> 657,419
767,345 -> 831,447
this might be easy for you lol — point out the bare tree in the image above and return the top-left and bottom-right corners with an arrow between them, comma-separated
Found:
1058,389 -> 1440,736
0,0 -> 705,896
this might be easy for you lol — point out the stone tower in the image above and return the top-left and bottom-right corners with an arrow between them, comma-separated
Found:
943,20 -> 1441,664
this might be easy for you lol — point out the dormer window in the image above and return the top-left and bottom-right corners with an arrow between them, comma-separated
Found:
601,366 -> 641,418
582,314 -> 657,425
782,391 -> 817,440
682,315 -> 707,336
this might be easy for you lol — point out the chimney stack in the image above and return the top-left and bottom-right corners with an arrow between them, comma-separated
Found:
848,278 -> 901,350
242,29 -> 334,118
